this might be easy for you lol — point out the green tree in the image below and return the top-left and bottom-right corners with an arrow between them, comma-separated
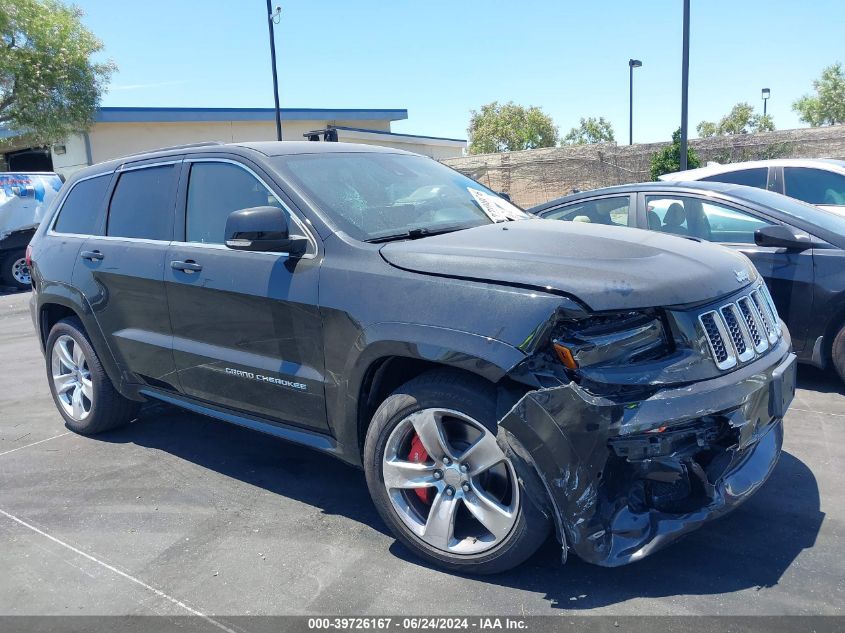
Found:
0,0 -> 115,145
649,128 -> 701,180
468,101 -> 558,154
696,120 -> 718,138
793,62 -> 845,126
562,116 -> 615,145
756,113 -> 775,132
696,102 -> 774,137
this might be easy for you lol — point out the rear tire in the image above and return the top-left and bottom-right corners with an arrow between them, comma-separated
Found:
1,249 -> 31,290
363,369 -> 550,574
831,325 -> 845,384
45,317 -> 138,434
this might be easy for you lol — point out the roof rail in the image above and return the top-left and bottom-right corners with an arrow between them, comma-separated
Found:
123,141 -> 224,157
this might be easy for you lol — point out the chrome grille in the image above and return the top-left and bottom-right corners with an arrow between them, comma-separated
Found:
698,282 -> 782,371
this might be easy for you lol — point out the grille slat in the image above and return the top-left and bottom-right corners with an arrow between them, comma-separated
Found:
760,284 -> 782,336
737,297 -> 769,353
700,311 -> 736,370
720,304 -> 755,362
750,289 -> 778,344
698,282 -> 782,371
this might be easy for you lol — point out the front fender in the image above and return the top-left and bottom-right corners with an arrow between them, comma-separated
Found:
327,321 -> 526,467
351,322 -> 526,383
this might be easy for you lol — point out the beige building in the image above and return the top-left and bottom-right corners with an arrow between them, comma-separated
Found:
37,107 -> 465,177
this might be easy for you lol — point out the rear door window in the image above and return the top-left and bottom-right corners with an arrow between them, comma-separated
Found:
107,164 -> 179,240
783,167 -> 845,206
53,174 -> 111,235
700,167 -> 768,190
541,196 -> 631,226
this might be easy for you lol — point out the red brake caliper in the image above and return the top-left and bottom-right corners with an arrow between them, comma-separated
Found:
408,433 -> 434,504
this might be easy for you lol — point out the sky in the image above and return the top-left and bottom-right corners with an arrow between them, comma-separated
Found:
74,0 -> 844,144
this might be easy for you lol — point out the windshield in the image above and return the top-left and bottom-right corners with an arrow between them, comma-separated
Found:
273,152 -> 528,241
729,184 -> 845,235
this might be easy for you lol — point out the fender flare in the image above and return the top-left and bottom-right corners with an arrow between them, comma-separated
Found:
35,284 -> 127,397
328,321 -> 526,467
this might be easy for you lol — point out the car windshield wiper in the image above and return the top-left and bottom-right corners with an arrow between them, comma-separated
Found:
365,224 -> 469,243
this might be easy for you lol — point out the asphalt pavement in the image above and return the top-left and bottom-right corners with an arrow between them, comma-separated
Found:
0,289 -> 842,618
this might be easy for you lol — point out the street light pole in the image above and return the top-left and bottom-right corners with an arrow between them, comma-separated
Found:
266,1 -> 282,141
679,0 -> 690,171
629,59 -> 642,145
762,88 -> 770,116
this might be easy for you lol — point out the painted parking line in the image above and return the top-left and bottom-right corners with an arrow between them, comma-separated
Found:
790,407 -> 845,418
0,508 -> 237,632
0,432 -> 71,458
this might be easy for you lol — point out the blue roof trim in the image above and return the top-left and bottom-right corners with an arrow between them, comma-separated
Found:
95,107 -> 408,123
332,126 -> 466,143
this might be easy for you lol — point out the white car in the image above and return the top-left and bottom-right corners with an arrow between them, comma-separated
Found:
660,158 -> 845,216
0,172 -> 63,289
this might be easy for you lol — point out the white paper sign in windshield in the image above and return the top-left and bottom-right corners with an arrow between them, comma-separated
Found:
467,187 -> 528,223
0,173 -> 63,238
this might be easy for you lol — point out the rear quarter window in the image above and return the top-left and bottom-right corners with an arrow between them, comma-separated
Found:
53,174 -> 112,235
700,168 -> 768,189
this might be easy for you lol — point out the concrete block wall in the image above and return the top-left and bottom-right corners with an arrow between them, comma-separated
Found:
443,125 -> 845,208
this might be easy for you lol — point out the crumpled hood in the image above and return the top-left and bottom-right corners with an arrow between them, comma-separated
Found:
380,219 -> 758,311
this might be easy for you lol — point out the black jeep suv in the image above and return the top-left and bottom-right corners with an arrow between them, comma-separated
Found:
29,142 -> 796,573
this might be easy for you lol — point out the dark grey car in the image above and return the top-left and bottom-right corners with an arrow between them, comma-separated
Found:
532,181 -> 845,382
28,143 -> 795,573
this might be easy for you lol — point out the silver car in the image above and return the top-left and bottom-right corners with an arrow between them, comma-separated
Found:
661,158 -> 845,216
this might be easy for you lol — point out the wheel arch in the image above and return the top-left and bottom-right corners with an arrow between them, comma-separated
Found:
822,292 -> 845,368
327,322 -> 528,467
0,227 -> 37,253
36,289 -> 124,394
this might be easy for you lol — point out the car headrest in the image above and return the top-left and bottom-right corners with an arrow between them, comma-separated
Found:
647,209 -> 662,230
664,203 -> 686,227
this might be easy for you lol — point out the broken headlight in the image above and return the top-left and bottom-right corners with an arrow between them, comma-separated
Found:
552,310 -> 671,370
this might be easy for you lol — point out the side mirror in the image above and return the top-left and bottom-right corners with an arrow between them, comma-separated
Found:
754,225 -> 812,251
497,191 -> 511,202
224,206 -> 309,255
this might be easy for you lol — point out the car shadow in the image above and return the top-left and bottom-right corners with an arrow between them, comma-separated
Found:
796,364 -> 845,396
93,403 -> 389,536
92,403 -> 823,610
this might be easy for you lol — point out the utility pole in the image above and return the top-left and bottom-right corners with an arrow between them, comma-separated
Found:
679,0 -> 690,171
266,1 -> 283,141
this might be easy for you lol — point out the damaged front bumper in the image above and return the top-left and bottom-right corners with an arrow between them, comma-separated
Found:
500,338 -> 796,567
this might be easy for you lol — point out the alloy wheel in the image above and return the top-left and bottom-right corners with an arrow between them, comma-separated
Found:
51,335 -> 93,421
382,408 -> 519,555
11,257 -> 30,286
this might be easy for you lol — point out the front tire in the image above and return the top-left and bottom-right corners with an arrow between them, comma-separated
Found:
46,317 -> 138,434
363,369 -> 550,574
1,249 -> 31,290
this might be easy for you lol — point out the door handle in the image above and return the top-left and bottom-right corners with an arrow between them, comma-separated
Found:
80,250 -> 104,261
171,260 -> 203,273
